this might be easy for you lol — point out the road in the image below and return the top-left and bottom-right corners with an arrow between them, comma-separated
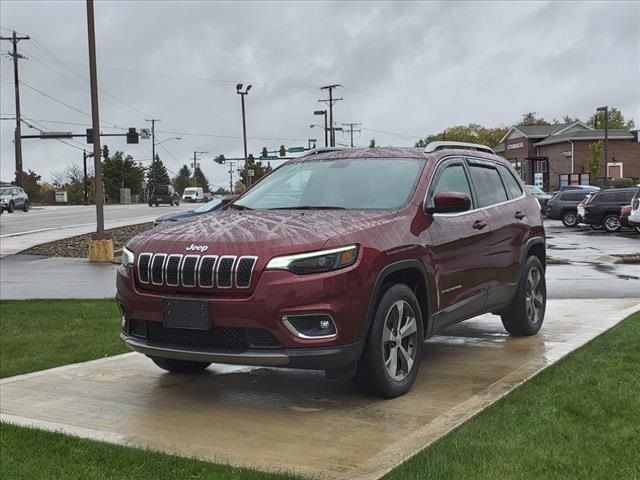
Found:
0,203 -> 193,255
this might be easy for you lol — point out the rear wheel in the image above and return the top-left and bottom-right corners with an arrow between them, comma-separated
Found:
603,214 -> 622,233
354,284 -> 423,398
501,255 -> 546,336
7,201 -> 14,213
561,211 -> 578,227
149,356 -> 210,373
23,201 -> 29,212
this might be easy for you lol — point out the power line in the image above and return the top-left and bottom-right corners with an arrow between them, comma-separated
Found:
156,128 -> 308,142
360,126 -> 423,140
341,122 -> 362,147
318,84 -> 343,147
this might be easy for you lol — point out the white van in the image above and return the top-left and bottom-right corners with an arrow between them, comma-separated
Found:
182,187 -> 204,202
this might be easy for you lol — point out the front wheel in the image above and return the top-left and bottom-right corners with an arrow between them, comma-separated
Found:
23,201 -> 29,212
603,214 -> 622,233
149,356 -> 210,373
354,284 -> 423,398
7,201 -> 14,213
501,255 -> 546,336
561,211 -> 578,227
634,225 -> 640,234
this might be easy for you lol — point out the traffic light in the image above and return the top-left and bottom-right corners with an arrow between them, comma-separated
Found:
215,154 -> 226,164
247,154 -> 255,165
261,147 -> 268,158
126,128 -> 139,144
86,128 -> 94,144
102,144 -> 109,160
279,145 -> 286,157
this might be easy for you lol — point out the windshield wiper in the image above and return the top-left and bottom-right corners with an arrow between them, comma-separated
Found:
227,203 -> 253,210
267,206 -> 346,210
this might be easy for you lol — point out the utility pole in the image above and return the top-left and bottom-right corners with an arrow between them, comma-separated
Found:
1,31 -> 29,187
313,110 -> 328,147
342,122 -> 362,148
318,85 -> 343,147
236,84 -> 252,188
192,151 -> 207,187
83,150 -> 94,205
227,160 -> 237,193
86,0 -> 107,241
146,118 -> 160,169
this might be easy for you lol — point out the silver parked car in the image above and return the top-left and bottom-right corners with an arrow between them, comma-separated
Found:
0,186 -> 30,214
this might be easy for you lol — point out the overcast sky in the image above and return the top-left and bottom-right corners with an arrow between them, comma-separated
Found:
1,0 -> 639,186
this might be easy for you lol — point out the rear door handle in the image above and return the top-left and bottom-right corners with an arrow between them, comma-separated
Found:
515,211 -> 526,220
473,220 -> 488,230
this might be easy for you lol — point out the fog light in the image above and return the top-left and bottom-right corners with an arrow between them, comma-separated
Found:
282,314 -> 337,339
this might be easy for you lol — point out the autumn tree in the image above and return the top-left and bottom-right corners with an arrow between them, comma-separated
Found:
588,140 -> 603,179
588,108 -> 635,130
415,124 -> 508,149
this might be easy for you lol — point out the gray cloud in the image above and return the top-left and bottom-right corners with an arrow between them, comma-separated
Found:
1,0 -> 638,185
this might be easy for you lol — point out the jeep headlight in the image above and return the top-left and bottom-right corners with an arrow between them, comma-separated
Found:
266,245 -> 358,274
121,246 -> 135,267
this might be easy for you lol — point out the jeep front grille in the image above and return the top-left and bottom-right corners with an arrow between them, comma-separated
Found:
137,253 -> 257,289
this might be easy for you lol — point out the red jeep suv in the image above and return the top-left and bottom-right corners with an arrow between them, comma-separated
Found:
117,142 -> 546,397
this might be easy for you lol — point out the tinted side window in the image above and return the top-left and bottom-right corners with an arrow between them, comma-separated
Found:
564,192 -> 586,202
497,164 -> 523,199
468,165 -> 508,207
432,164 -> 472,199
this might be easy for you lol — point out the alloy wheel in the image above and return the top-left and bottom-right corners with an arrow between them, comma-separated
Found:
525,267 -> 544,324
604,216 -> 621,232
382,300 -> 418,382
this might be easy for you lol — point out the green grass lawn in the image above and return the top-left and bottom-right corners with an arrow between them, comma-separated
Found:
0,299 -> 127,378
386,311 -> 640,480
1,300 -> 638,479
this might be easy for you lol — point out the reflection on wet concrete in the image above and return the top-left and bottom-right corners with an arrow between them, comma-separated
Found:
2,299 -> 638,480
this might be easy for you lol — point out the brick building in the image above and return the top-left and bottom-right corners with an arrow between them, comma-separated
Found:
495,121 -> 640,190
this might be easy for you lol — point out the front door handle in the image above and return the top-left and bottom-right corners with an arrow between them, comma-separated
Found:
473,220 -> 488,230
515,211 -> 526,220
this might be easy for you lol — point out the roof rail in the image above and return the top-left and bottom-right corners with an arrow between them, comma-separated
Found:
424,141 -> 495,155
302,146 -> 348,156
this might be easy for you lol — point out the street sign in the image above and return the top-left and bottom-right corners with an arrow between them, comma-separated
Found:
247,169 -> 255,177
287,146 -> 305,153
40,132 -> 72,139
140,128 -> 151,140
263,155 -> 278,160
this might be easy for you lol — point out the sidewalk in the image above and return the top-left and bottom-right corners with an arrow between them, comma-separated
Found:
0,255 -> 118,300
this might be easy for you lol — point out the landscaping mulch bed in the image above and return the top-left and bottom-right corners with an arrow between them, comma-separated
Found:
20,223 -> 153,259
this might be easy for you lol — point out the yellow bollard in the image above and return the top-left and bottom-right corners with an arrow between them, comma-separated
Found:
88,239 -> 114,262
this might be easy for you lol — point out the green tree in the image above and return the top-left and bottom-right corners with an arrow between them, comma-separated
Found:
519,112 -> 550,126
213,186 -> 230,195
193,166 -> 210,192
102,151 -> 146,202
172,165 -> 191,195
414,124 -> 508,149
588,108 -> 635,130
146,154 -> 171,189
238,156 -> 271,188
17,169 -> 43,203
588,140 -> 603,179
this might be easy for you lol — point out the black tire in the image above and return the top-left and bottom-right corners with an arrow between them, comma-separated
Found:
561,210 -> 578,227
634,225 -> 640,234
149,356 -> 210,373
501,255 -> 546,336
603,214 -> 622,233
148,202 -> 153,207
155,202 -> 160,207
169,199 -> 174,206
7,201 -> 14,213
23,201 -> 29,212
590,224 -> 603,231
353,284 -> 423,398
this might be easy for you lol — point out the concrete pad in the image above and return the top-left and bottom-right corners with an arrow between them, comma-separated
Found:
2,299 -> 639,479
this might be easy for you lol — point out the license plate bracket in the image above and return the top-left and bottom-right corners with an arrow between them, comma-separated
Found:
163,299 -> 211,330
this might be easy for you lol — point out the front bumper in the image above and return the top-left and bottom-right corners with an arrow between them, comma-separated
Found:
121,332 -> 362,369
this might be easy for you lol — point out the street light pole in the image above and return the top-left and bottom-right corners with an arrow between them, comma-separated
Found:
236,84 -> 252,188
597,106 -> 609,187
83,149 -> 94,205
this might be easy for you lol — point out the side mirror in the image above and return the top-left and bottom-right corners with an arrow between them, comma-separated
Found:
221,194 -> 240,206
425,191 -> 471,214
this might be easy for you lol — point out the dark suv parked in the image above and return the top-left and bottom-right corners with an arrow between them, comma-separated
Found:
117,143 -> 546,397
545,190 -> 593,227
579,187 -> 639,233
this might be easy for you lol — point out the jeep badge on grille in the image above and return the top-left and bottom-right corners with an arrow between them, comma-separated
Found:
186,244 -> 208,252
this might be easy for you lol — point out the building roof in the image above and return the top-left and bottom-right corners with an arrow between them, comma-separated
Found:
499,121 -> 594,143
535,129 -> 634,146
494,143 -> 505,153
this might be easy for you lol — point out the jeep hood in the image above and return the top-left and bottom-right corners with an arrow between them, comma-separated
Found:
127,210 -> 397,257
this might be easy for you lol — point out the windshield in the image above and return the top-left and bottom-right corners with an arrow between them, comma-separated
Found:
154,185 -> 169,195
234,158 -> 424,210
184,188 -> 199,194
194,199 -> 223,213
0,187 -> 10,196
526,186 -> 545,196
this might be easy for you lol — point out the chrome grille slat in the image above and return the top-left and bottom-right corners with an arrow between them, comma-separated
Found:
217,256 -> 236,289
181,255 -> 200,287
236,256 -> 257,288
137,252 -> 255,290
198,255 -> 218,288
